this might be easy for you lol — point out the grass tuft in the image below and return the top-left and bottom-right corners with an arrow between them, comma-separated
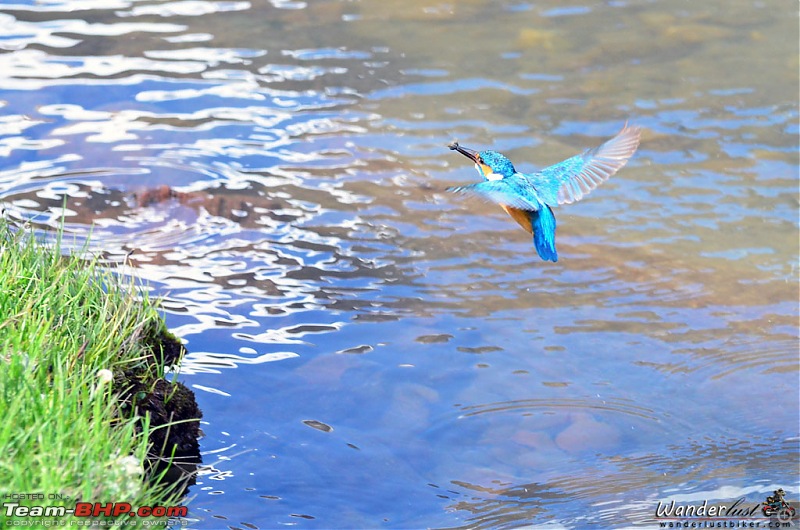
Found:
0,219 -> 193,522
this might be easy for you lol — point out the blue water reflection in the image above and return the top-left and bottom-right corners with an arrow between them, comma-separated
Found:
0,0 -> 797,527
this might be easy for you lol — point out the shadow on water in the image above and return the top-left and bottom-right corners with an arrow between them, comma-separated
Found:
0,0 -> 798,527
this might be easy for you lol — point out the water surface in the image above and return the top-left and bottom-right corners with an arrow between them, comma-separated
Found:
0,0 -> 798,528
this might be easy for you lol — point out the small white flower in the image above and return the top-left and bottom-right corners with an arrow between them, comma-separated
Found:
118,455 -> 143,477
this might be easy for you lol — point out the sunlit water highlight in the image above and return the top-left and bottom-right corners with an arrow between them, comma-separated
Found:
0,0 -> 797,528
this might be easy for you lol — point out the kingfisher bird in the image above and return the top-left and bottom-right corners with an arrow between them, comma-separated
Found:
448,124 -> 641,262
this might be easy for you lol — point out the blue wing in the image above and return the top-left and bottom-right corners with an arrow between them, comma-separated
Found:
448,177 -> 542,211
530,124 -> 641,206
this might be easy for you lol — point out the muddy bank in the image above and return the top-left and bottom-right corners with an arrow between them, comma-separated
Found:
115,320 -> 202,492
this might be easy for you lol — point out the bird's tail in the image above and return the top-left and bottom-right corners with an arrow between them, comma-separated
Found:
532,206 -> 558,262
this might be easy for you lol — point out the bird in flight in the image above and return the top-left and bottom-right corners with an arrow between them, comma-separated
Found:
448,124 -> 641,262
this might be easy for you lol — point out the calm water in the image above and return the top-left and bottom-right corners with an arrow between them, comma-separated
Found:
1,0 -> 798,528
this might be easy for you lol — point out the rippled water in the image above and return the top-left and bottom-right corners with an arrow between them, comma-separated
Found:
1,0 -> 798,528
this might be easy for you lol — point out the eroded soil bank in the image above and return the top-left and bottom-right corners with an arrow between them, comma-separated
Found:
116,321 -> 202,492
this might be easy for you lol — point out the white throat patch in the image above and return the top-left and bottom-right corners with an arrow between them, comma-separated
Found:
476,163 -> 503,181
475,163 -> 503,181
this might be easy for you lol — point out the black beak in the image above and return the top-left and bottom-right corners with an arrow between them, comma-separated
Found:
448,141 -> 480,163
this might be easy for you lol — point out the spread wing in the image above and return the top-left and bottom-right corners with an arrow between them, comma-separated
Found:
531,124 -> 641,206
447,177 -> 541,211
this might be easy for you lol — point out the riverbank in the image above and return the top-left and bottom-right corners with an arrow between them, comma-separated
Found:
0,219 -> 201,522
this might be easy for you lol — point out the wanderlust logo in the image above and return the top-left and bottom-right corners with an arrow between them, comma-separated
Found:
655,488 -> 798,528
656,497 -> 760,519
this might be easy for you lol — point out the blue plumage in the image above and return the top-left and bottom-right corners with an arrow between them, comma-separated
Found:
479,151 -> 516,178
532,206 -> 558,262
448,124 -> 641,261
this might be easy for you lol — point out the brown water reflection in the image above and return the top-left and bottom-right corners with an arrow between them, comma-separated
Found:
0,0 -> 797,527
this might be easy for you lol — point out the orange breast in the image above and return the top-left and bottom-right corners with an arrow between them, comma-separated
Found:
500,205 -> 533,234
